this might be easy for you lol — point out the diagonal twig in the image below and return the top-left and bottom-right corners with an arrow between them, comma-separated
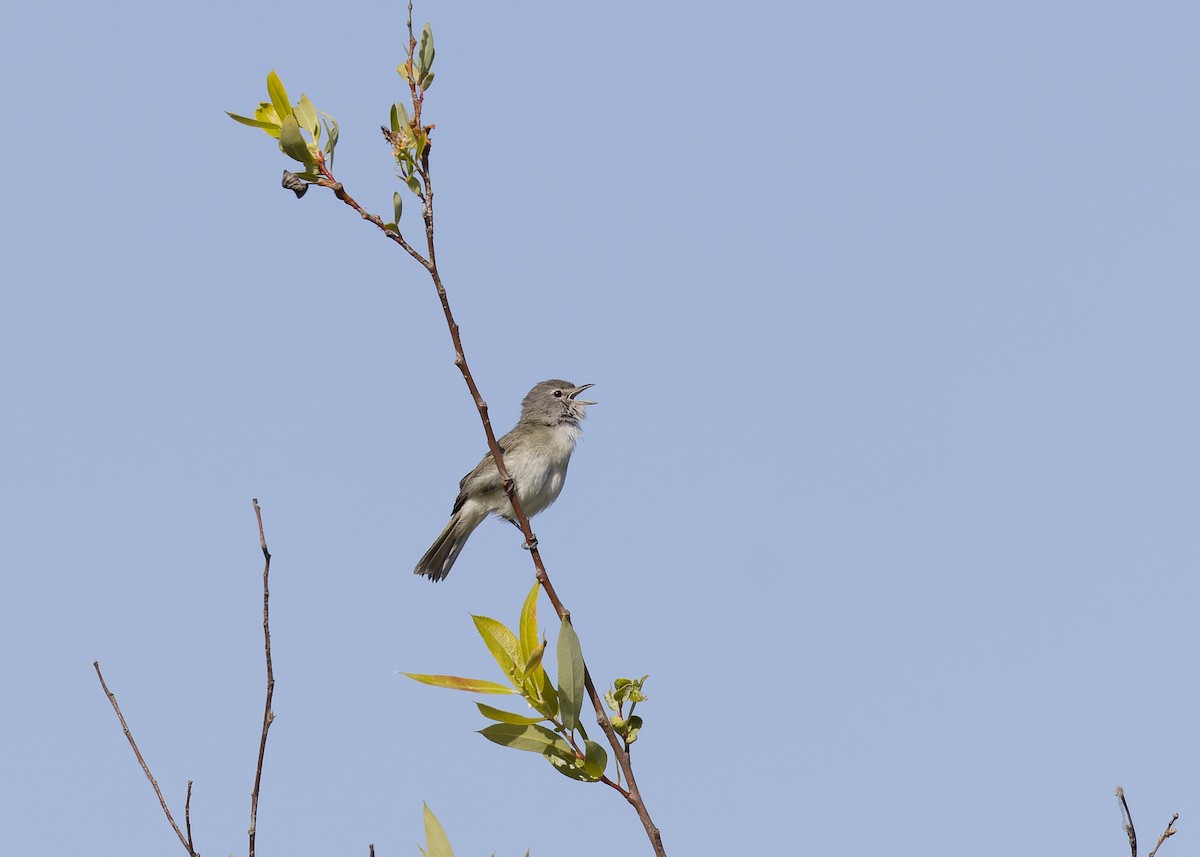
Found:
296,6 -> 667,853
1149,812 -> 1179,857
93,661 -> 197,857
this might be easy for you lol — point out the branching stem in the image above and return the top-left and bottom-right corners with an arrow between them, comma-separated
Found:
93,661 -> 198,857
304,6 -> 668,853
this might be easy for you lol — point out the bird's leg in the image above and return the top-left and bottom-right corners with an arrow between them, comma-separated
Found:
504,516 -> 538,550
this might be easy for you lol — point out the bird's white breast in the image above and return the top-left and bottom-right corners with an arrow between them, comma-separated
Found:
507,423 -> 580,517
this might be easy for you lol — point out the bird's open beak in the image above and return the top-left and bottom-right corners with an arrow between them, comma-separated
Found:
568,383 -> 597,405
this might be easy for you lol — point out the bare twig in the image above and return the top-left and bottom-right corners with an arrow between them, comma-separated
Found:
249,498 -> 276,857
185,780 -> 195,855
1149,813 -> 1179,857
1117,787 -> 1179,857
93,661 -> 197,856
1118,787 -> 1138,857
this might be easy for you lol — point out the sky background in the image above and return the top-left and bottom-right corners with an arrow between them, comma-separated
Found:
2,1 -> 1198,854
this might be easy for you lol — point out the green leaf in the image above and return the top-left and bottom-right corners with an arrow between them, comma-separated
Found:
519,642 -> 545,681
405,173 -> 422,196
253,102 -> 282,138
518,581 -> 541,662
479,723 -> 574,759
389,102 -> 401,133
401,673 -> 516,695
422,804 -> 454,857
393,191 -> 403,224
421,70 -> 435,91
295,93 -> 318,139
623,714 -> 643,744
398,60 -> 413,83
533,674 -> 559,720
266,69 -> 292,120
419,22 -> 435,76
278,114 -> 314,166
472,615 -> 521,683
321,114 -> 338,167
475,702 -> 545,726
227,112 -> 282,135
581,739 -> 608,780
607,675 -> 650,710
394,100 -> 411,130
278,114 -> 315,166
556,619 -> 585,732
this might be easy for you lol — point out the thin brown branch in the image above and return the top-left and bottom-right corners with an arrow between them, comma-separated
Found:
314,168 -> 430,270
407,97 -> 669,857
298,11 -> 667,853
1148,813 -> 1179,857
93,661 -> 197,857
1117,787 -> 1138,857
249,498 -> 276,857
185,780 -> 195,855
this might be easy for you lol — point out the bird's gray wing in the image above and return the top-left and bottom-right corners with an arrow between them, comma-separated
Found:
451,435 -> 520,513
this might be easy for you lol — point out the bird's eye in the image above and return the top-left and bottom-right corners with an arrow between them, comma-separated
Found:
553,390 -> 563,397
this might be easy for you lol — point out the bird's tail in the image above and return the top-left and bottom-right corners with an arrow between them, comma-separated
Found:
414,510 -> 478,581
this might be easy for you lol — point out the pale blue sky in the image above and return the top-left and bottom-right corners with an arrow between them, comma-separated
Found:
2,1 -> 1198,855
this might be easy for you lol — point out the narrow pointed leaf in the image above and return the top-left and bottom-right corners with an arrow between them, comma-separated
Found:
518,581 -> 540,662
321,116 -> 338,167
475,702 -> 545,726
266,69 -> 292,120
556,619 -> 585,732
393,191 -> 403,224
422,805 -> 454,857
479,723 -> 574,758
519,643 -> 545,681
278,114 -> 314,166
401,673 -> 516,695
389,103 -> 400,133
227,112 -> 282,133
472,615 -> 521,683
421,70 -> 434,91
419,22 -> 435,74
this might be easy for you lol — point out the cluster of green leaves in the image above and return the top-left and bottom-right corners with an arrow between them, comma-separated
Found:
403,582 -> 609,783
227,70 -> 338,180
605,675 -> 649,747
385,22 -> 436,228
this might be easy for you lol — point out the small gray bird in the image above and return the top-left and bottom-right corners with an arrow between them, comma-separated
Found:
414,380 -> 596,581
